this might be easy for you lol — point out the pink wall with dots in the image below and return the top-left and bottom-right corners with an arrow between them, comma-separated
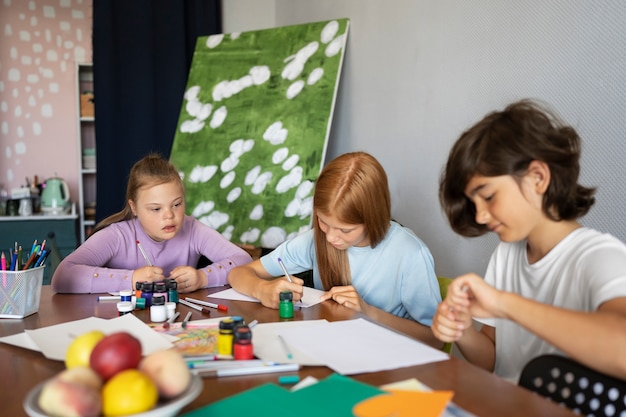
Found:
0,0 -> 93,203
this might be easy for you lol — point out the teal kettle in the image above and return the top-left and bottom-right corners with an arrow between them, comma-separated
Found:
40,177 -> 71,215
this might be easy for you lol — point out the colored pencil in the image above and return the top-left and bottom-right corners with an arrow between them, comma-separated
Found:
136,240 -> 152,266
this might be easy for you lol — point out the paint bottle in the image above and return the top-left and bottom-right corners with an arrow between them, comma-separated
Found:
231,316 -> 245,351
166,279 -> 178,303
142,281 -> 154,308
150,295 -> 167,322
119,289 -> 133,303
134,297 -> 146,310
233,325 -> 254,360
117,301 -> 133,316
165,302 -> 176,320
279,291 -> 294,319
231,315 -> 244,328
154,281 -> 168,302
217,318 -> 235,357
134,281 -> 144,299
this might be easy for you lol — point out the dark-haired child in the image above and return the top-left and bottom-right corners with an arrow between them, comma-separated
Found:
433,99 -> 626,382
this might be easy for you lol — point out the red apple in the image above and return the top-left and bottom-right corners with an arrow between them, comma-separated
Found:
89,332 -> 142,381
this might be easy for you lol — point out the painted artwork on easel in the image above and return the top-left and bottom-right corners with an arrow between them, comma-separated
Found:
170,19 -> 349,248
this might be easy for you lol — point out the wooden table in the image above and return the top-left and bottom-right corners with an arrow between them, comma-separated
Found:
0,286 -> 576,417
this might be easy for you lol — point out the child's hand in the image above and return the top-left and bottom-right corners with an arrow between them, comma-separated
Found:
255,277 -> 305,309
132,266 -> 166,284
450,273 -> 502,319
321,285 -> 366,312
169,266 -> 204,293
432,289 -> 472,343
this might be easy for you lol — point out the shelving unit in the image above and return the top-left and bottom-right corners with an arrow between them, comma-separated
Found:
76,63 -> 96,243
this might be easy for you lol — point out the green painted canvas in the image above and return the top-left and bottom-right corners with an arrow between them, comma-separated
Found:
170,19 -> 349,248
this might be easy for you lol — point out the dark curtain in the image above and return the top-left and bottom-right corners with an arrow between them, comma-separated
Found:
92,0 -> 222,223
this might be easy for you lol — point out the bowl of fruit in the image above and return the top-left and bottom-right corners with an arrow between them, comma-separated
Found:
23,331 -> 202,417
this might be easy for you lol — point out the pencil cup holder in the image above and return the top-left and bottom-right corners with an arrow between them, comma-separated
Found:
0,266 -> 45,318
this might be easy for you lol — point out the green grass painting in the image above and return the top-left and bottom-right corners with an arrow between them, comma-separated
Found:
170,19 -> 349,248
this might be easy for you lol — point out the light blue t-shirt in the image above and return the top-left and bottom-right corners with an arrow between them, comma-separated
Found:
260,221 -> 441,326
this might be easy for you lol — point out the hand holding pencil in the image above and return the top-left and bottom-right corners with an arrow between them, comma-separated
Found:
245,258 -> 305,309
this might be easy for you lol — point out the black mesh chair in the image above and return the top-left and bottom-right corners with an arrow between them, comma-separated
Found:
518,354 -> 626,417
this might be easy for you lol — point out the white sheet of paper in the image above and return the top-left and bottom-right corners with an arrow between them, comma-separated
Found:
251,320 -> 328,366
0,326 -> 63,352
0,317 -> 107,353
1,314 -> 174,361
277,318 -> 449,375
208,288 -> 258,302
208,286 -> 326,308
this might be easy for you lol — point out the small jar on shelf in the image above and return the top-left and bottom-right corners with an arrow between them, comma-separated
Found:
82,148 -> 96,170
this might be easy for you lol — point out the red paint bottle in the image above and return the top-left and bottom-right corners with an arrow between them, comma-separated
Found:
233,325 -> 254,360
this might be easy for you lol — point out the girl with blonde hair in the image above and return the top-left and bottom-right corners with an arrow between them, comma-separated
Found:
52,153 -> 252,294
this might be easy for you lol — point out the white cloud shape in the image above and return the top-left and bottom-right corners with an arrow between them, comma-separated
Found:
185,86 -> 201,101
285,196 -> 313,219
209,106 -> 227,128
192,200 -> 215,217
276,166 -> 303,193
286,80 -> 305,99
180,86 -> 212,131
180,119 -> 205,133
188,165 -> 218,183
240,228 -> 261,244
206,34 -> 224,49
200,210 -> 229,229
272,147 -> 289,164
250,204 -> 263,220
227,187 -> 241,203
250,66 -> 271,85
285,180 -> 314,219
282,154 -> 300,171
325,34 -> 345,57
321,21 -> 339,44
213,66 -> 270,101
185,99 -> 205,118
296,180 -> 314,199
251,171 -> 273,194
307,68 -> 324,85
230,138 -> 254,157
245,165 -> 261,186
261,227 -> 288,248
220,171 -> 236,188
282,41 -> 319,81
221,154 -> 239,172
196,103 -> 212,121
263,121 -> 288,145
222,225 -> 234,241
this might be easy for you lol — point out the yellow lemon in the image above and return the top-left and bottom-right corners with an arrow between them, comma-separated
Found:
102,369 -> 158,416
65,330 -> 105,369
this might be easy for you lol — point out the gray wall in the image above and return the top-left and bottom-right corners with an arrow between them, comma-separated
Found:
223,0 -> 626,279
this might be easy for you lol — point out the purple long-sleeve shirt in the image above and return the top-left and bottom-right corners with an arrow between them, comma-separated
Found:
51,216 -> 252,293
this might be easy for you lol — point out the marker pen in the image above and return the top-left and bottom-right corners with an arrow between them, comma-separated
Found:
183,297 -> 228,312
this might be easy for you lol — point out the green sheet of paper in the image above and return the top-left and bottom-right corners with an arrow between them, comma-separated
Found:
181,374 -> 384,417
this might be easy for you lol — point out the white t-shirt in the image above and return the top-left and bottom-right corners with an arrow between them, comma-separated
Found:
478,227 -> 626,383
